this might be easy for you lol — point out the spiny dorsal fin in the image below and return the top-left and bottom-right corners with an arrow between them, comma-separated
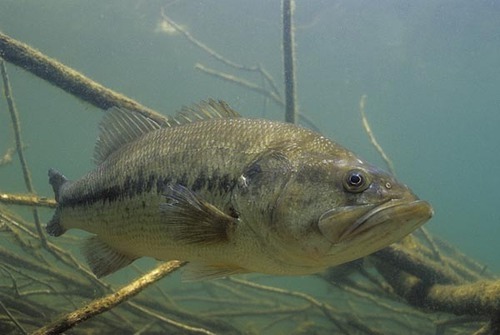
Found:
174,99 -> 241,124
94,100 -> 239,164
94,107 -> 163,164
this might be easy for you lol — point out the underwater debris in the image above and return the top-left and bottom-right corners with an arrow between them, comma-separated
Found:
0,147 -> 15,166
155,17 -> 181,36
0,6 -> 499,334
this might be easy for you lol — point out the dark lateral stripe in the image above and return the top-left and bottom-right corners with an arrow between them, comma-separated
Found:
63,171 -> 237,208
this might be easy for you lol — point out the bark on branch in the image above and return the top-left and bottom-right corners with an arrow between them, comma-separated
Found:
0,31 -> 167,125
375,257 -> 500,317
31,261 -> 185,335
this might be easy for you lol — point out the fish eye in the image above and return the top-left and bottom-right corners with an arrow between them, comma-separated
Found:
343,170 -> 369,193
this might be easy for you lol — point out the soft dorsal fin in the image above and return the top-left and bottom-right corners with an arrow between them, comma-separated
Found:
94,107 -> 163,164
174,99 -> 241,124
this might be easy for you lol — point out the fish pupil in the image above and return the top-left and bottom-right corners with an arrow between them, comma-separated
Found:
349,173 -> 363,186
343,169 -> 368,193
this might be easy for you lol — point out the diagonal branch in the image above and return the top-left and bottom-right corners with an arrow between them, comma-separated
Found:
31,261 -> 185,335
0,31 -> 167,125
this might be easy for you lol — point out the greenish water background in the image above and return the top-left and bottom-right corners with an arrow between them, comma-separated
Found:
0,0 -> 498,286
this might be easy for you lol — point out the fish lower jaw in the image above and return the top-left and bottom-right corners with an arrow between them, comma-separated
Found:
323,216 -> 430,267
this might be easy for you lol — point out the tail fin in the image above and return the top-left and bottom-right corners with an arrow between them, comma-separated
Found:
48,168 -> 68,202
47,168 -> 68,236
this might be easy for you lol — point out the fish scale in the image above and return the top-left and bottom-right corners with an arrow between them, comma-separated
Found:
46,100 -> 433,279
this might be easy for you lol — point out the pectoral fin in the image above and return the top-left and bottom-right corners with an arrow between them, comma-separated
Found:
160,184 -> 238,245
82,236 -> 137,278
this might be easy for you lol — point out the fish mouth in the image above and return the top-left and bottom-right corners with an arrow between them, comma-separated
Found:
318,199 -> 433,245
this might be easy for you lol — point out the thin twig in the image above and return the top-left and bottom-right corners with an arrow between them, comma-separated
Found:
228,277 -> 352,334
0,299 -> 28,335
257,63 -> 282,101
282,0 -> 298,123
433,235 -> 493,278
195,63 -> 283,106
128,302 -> 217,335
195,62 -> 320,130
160,10 -> 283,106
1,203 -> 108,292
204,304 -> 310,318
160,9 -> 256,72
435,316 -> 487,335
417,227 -> 443,263
0,246 -> 91,294
474,314 -> 500,335
359,94 -> 396,175
1,60 -> 48,248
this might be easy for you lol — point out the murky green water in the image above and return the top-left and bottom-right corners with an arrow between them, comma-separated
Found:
0,1 -> 498,334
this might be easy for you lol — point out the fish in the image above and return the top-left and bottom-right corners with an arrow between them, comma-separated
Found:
46,99 -> 433,279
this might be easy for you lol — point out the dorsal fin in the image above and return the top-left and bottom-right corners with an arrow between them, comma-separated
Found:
174,99 -> 241,124
93,100 -> 240,164
93,107 -> 163,164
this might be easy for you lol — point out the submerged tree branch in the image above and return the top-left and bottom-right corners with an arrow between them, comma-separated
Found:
374,245 -> 462,285
376,259 -> 500,316
31,261 -> 185,335
0,31 -> 167,125
0,192 -> 56,208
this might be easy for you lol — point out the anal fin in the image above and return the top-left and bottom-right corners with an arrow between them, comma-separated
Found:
82,236 -> 137,278
46,208 -> 65,237
182,262 -> 248,281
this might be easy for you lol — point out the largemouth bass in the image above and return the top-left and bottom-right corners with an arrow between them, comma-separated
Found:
46,100 -> 433,279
